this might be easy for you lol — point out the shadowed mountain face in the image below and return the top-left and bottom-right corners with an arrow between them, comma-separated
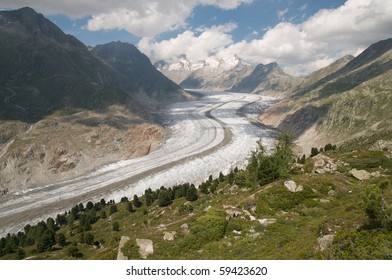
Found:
91,42 -> 187,105
0,7 -> 186,122
229,62 -> 303,97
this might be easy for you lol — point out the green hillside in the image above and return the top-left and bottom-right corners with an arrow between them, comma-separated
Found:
1,134 -> 391,260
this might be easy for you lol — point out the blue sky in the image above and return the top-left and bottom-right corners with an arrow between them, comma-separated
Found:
1,0 -> 391,74
42,1 -> 346,46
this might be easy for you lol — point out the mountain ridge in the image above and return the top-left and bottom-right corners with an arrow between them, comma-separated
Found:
260,38 -> 392,154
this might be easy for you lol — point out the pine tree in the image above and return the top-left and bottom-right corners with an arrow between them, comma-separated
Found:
56,233 -> 66,247
186,185 -> 198,201
299,154 -> 306,164
133,195 -> 142,208
145,192 -> 153,206
109,205 -> 118,215
112,221 -> 120,231
310,147 -> 319,157
126,202 -> 134,212
158,190 -> 173,207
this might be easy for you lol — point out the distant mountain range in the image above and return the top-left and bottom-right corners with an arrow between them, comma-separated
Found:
156,56 -> 302,97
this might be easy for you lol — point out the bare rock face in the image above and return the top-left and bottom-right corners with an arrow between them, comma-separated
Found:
350,169 -> 370,181
370,140 -> 392,157
312,154 -> 338,173
284,180 -> 303,192
136,238 -> 154,259
224,205 -> 243,218
0,109 -> 165,193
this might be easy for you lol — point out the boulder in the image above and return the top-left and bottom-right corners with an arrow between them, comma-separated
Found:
163,231 -> 176,241
242,209 -> 256,221
313,154 -> 338,173
371,171 -> 381,178
350,169 -> 370,181
284,180 -> 303,192
258,218 -> 277,226
136,239 -> 154,259
315,168 -> 326,174
116,236 -> 130,260
224,205 -> 243,218
317,234 -> 335,251
328,190 -> 336,196
181,223 -> 190,234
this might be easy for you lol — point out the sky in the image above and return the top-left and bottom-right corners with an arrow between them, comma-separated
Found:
1,0 -> 391,75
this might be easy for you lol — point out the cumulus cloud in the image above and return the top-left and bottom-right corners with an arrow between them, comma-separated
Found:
139,23 -> 237,62
255,0 -> 392,74
141,0 -> 392,75
0,0 -> 253,37
2,0 -> 391,75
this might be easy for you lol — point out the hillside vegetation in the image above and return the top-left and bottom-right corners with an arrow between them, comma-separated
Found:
261,39 -> 392,154
1,133 -> 391,260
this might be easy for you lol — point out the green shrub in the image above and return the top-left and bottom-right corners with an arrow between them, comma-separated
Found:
192,209 -> 227,243
112,221 -> 120,232
256,186 -> 319,215
327,230 -> 392,259
121,239 -> 140,259
67,246 -> 83,258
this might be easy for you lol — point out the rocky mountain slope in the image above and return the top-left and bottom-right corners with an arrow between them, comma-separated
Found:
179,56 -> 254,91
300,55 -> 355,88
156,57 -> 301,96
0,7 -> 187,192
261,38 -> 392,154
154,57 -> 203,84
91,42 -> 189,108
230,62 -> 303,97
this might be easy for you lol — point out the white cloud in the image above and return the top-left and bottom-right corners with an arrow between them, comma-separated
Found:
143,0 -> 392,75
277,8 -> 288,20
298,4 -> 307,12
139,23 -> 237,62
2,0 -> 391,75
86,3 -> 191,37
0,0 -> 253,37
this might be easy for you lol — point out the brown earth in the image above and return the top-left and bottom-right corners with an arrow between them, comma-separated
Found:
0,105 -> 164,193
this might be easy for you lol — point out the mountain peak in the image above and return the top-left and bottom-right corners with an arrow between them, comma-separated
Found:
92,41 -> 144,63
253,62 -> 283,75
0,7 -> 85,49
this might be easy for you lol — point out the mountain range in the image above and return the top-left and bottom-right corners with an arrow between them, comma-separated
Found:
156,56 -> 301,97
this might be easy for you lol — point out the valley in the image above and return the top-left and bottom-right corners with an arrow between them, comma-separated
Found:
0,91 -> 276,237
0,6 -> 391,261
